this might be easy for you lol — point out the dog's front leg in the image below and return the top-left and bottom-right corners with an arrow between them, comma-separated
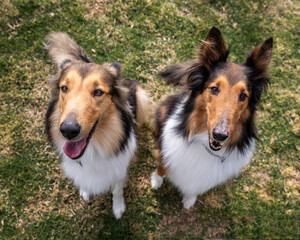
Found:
151,150 -> 166,189
151,169 -> 165,189
182,194 -> 197,209
79,189 -> 90,201
112,180 -> 126,219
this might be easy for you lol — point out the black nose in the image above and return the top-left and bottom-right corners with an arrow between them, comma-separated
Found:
60,120 -> 81,140
212,128 -> 228,141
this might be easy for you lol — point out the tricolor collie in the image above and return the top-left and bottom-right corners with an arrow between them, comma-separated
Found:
151,27 -> 273,209
45,33 -> 150,219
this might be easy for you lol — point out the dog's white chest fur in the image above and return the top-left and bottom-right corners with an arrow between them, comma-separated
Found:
58,132 -> 137,196
161,104 -> 255,197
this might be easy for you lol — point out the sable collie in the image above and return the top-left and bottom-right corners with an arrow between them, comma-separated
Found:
151,27 -> 273,209
45,32 -> 150,219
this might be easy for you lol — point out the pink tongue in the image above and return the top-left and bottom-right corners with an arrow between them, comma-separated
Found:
63,137 -> 88,159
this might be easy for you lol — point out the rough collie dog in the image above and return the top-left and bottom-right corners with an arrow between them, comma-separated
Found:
45,32 -> 150,219
151,27 -> 273,209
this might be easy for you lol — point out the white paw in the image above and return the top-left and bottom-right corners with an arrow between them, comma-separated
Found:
182,195 -> 197,209
113,200 -> 126,219
79,189 -> 90,201
151,170 -> 164,190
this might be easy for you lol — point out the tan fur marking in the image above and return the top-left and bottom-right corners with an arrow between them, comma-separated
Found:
135,85 -> 153,126
92,104 -> 125,156
49,104 -> 63,145
226,82 -> 250,146
82,71 -> 111,93
188,94 -> 207,137
153,149 -> 168,177
159,106 -> 167,124
152,105 -> 167,139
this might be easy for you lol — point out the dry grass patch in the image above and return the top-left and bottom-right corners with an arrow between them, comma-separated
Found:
158,207 -> 229,238
158,210 -> 204,237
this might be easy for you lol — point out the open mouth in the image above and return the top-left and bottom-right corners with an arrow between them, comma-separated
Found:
63,120 -> 98,159
209,138 -> 223,151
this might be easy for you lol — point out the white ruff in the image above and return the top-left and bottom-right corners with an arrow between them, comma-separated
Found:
161,100 -> 255,197
57,131 -> 137,196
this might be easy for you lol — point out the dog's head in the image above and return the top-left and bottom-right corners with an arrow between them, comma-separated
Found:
57,63 -> 127,159
46,33 -> 127,159
188,27 -> 273,152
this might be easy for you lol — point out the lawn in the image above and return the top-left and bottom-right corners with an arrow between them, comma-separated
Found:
0,0 -> 299,239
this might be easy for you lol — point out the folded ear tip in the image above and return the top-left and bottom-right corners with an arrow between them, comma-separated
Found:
60,59 -> 72,70
110,62 -> 122,74
111,61 -> 121,68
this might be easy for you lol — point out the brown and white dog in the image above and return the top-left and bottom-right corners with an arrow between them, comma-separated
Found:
45,33 -> 150,219
151,27 -> 273,209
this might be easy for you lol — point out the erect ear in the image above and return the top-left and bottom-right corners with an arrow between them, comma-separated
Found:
246,37 -> 273,75
197,27 -> 229,70
246,38 -> 273,107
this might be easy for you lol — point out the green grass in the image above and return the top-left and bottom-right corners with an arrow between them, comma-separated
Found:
0,0 -> 299,239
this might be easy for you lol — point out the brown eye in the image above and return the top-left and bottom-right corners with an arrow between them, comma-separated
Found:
93,89 -> 104,97
239,93 -> 247,101
211,86 -> 219,95
61,85 -> 68,93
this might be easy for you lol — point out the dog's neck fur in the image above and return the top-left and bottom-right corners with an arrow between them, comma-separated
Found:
186,92 -> 208,138
92,103 -> 131,157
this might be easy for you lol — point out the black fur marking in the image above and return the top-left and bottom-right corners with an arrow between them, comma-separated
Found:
187,65 -> 210,93
45,98 -> 58,145
110,79 -> 136,155
70,48 -> 91,63
245,65 -> 270,110
156,93 -> 185,152
77,66 -> 93,80
127,81 -> 137,119
176,92 -> 197,138
155,93 -> 185,140
60,59 -> 72,70
117,105 -> 134,154
119,78 -> 138,119
163,94 -> 184,121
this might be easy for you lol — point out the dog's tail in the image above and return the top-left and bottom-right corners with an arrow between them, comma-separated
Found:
158,60 -> 198,85
44,32 -> 91,69
135,85 -> 155,127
